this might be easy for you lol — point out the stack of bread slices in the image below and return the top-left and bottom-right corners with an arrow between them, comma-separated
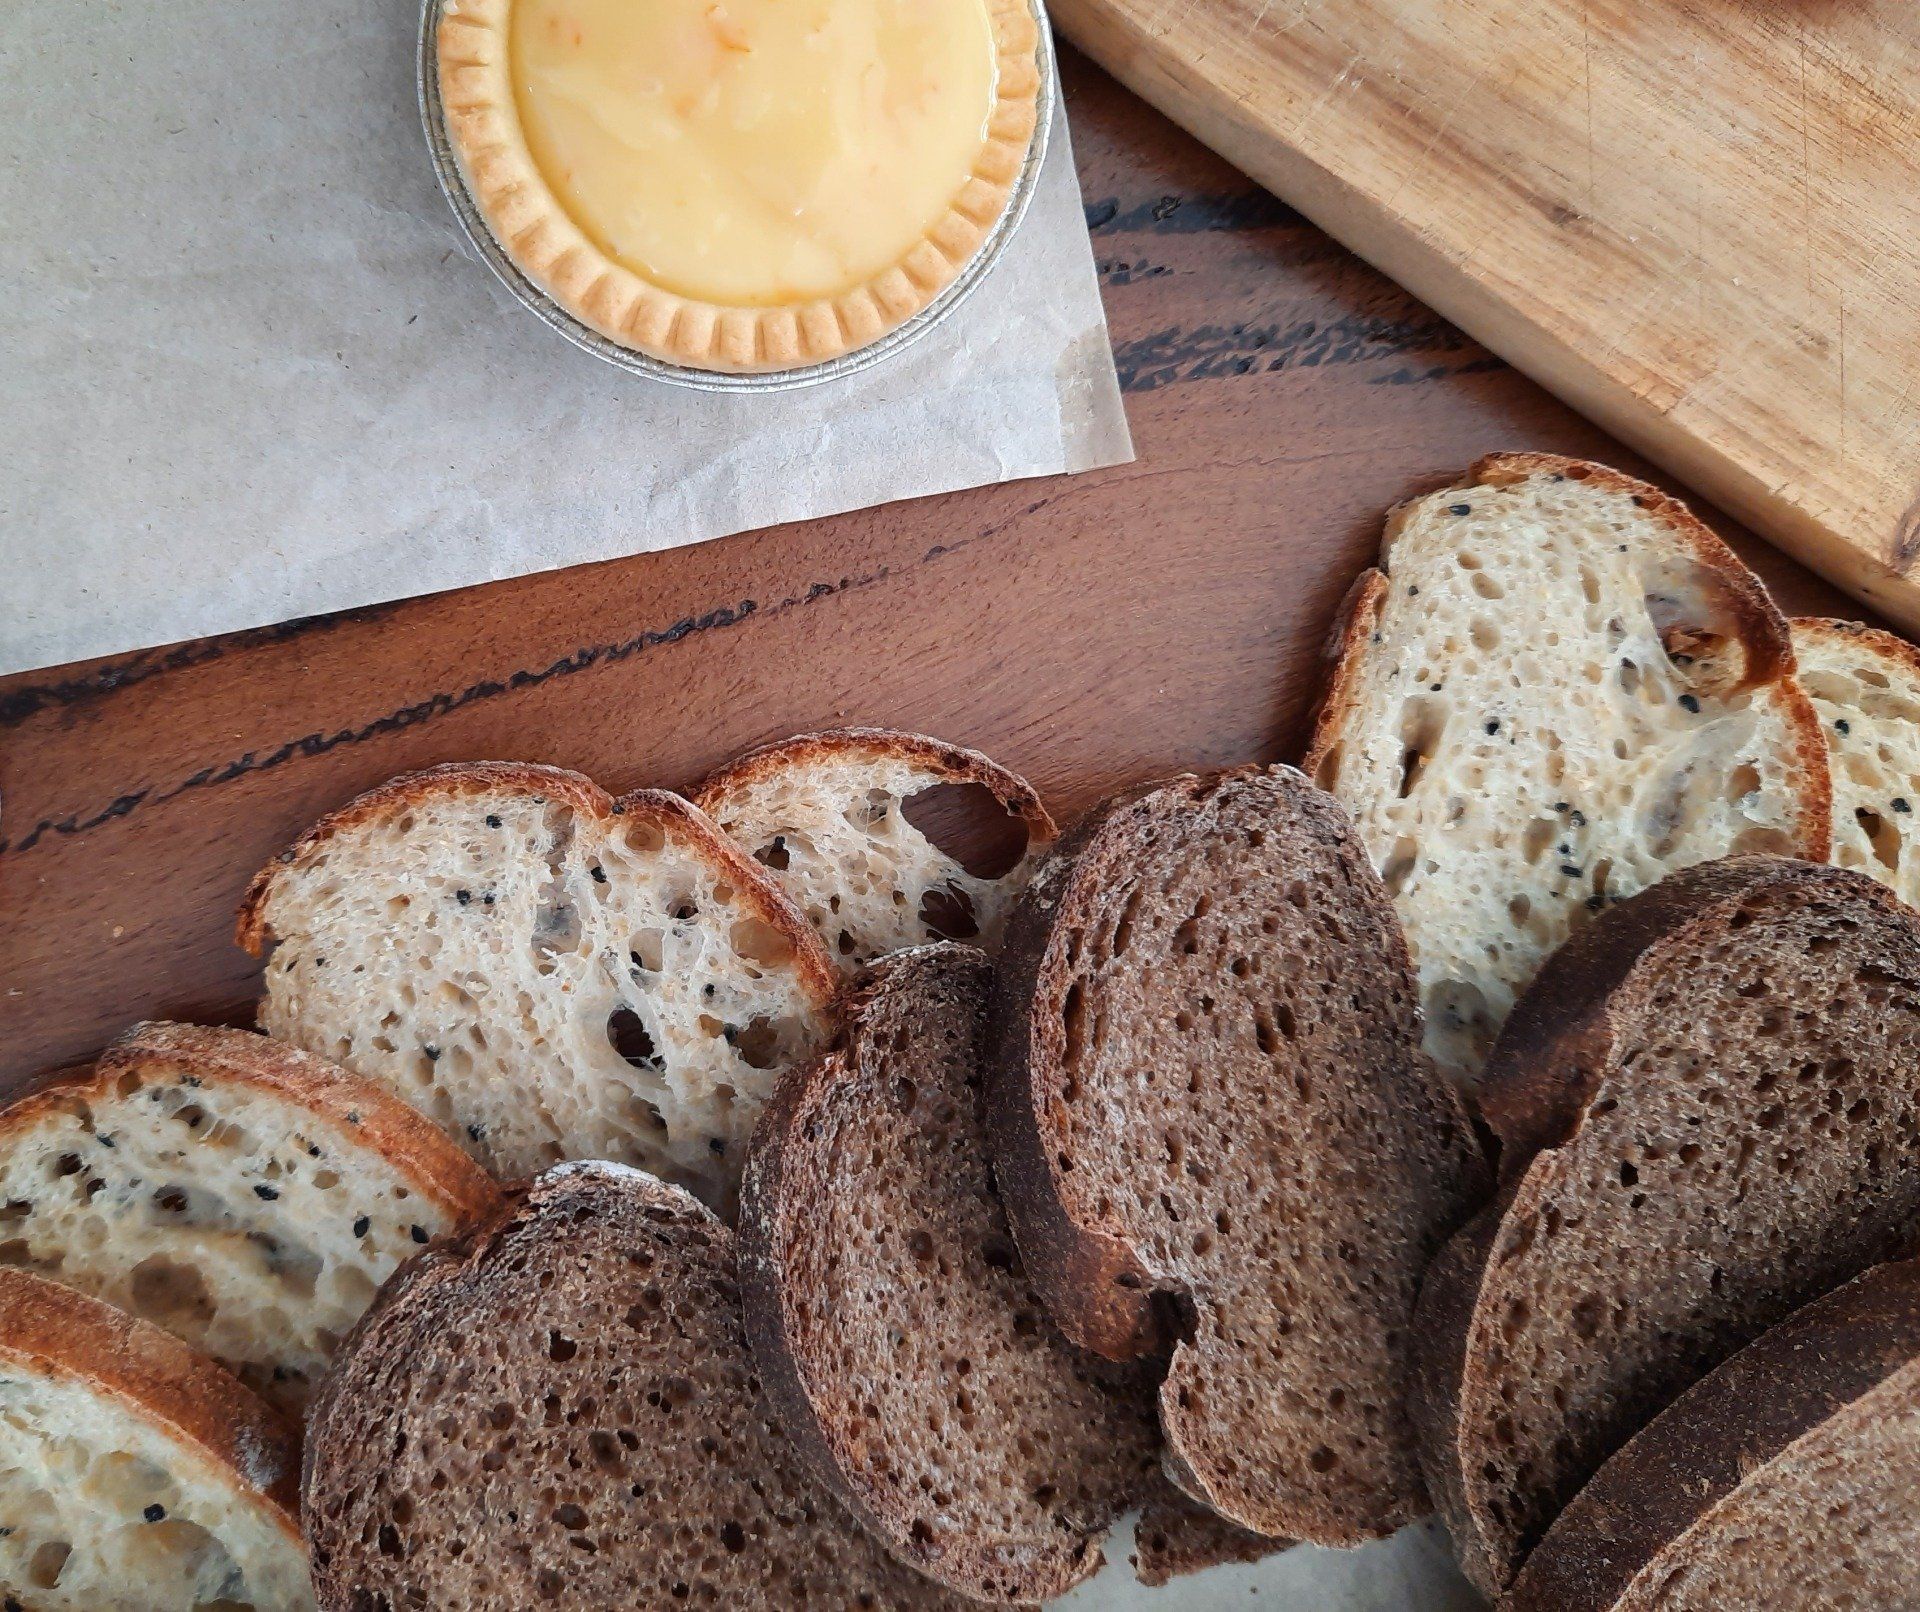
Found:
10,454 -> 1920,1611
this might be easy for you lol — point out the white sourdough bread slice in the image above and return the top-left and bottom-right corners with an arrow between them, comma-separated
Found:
1501,1258 -> 1920,1612
986,766 -> 1491,1543
739,944 -> 1158,1603
696,728 -> 1058,971
0,1267 -> 311,1611
1414,857 -> 1920,1597
1794,617 -> 1920,907
0,1022 -> 499,1422
237,761 -> 839,1208
1305,453 -> 1829,1086
302,1161 -> 975,1609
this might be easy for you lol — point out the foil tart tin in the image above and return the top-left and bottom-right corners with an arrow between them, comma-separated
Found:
418,0 -> 1059,393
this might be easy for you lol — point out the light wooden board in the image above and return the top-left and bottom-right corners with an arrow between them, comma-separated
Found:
1052,0 -> 1920,632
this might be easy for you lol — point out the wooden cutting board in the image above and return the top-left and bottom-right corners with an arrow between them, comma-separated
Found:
1052,0 -> 1920,632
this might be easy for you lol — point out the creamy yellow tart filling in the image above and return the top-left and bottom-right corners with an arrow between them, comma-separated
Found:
439,0 -> 1041,371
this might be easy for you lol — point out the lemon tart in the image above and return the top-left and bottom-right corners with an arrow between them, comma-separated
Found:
436,0 -> 1042,372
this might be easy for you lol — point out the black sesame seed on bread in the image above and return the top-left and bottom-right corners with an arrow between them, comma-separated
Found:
0,1021 -> 498,1420
986,765 -> 1490,1543
1305,454 -> 1830,1088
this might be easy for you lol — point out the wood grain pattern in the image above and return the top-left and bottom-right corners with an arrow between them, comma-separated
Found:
0,56 -> 1875,1090
1052,0 -> 1920,631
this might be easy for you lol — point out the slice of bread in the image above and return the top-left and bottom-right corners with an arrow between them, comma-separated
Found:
0,1021 -> 498,1421
985,766 -> 1490,1542
695,729 -> 1057,970
303,1161 -> 973,1609
1414,857 -> 1920,1596
1794,617 -> 1920,907
1502,1258 -> 1920,1612
1132,1480 -> 1290,1587
0,1267 -> 311,1611
238,761 -> 839,1208
739,944 -> 1157,1603
1305,453 -> 1830,1086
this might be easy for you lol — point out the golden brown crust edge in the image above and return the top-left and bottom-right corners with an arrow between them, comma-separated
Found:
235,760 -> 609,954
1792,615 -> 1920,682
738,945 -> 1102,1603
1500,1258 -> 1920,1612
1300,568 -> 1386,786
0,1267 -> 303,1535
0,1022 -> 503,1226
694,726 -> 1060,852
433,0 -> 1040,373
1301,455 -> 1832,863
235,761 -> 839,1019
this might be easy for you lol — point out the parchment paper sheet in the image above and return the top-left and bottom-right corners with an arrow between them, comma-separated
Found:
0,0 -> 1131,676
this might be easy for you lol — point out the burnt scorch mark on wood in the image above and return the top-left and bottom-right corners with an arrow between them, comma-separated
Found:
1368,356 -> 1512,387
0,600 -> 755,856
0,509 -> 1046,858
1084,190 -> 1306,237
1114,309 -> 1502,394
1098,257 -> 1175,287
0,605 -> 401,730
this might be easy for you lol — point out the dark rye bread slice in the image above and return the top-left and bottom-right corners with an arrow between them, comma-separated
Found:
986,766 -> 1491,1542
1132,1479 -> 1291,1588
1415,856 -> 1920,1597
303,1161 -> 972,1610
1502,1259 -> 1920,1612
739,944 -> 1157,1603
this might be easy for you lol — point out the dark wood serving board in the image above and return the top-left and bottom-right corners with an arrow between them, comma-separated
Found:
0,55 -> 1876,1093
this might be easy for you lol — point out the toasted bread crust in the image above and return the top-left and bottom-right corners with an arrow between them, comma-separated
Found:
696,727 -> 1059,848
235,760 -> 838,1014
1792,615 -> 1920,684
0,1267 -> 302,1533
0,1022 -> 502,1226
1302,567 -> 1387,789
1301,454 -> 1832,863
1501,1259 -> 1920,1612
